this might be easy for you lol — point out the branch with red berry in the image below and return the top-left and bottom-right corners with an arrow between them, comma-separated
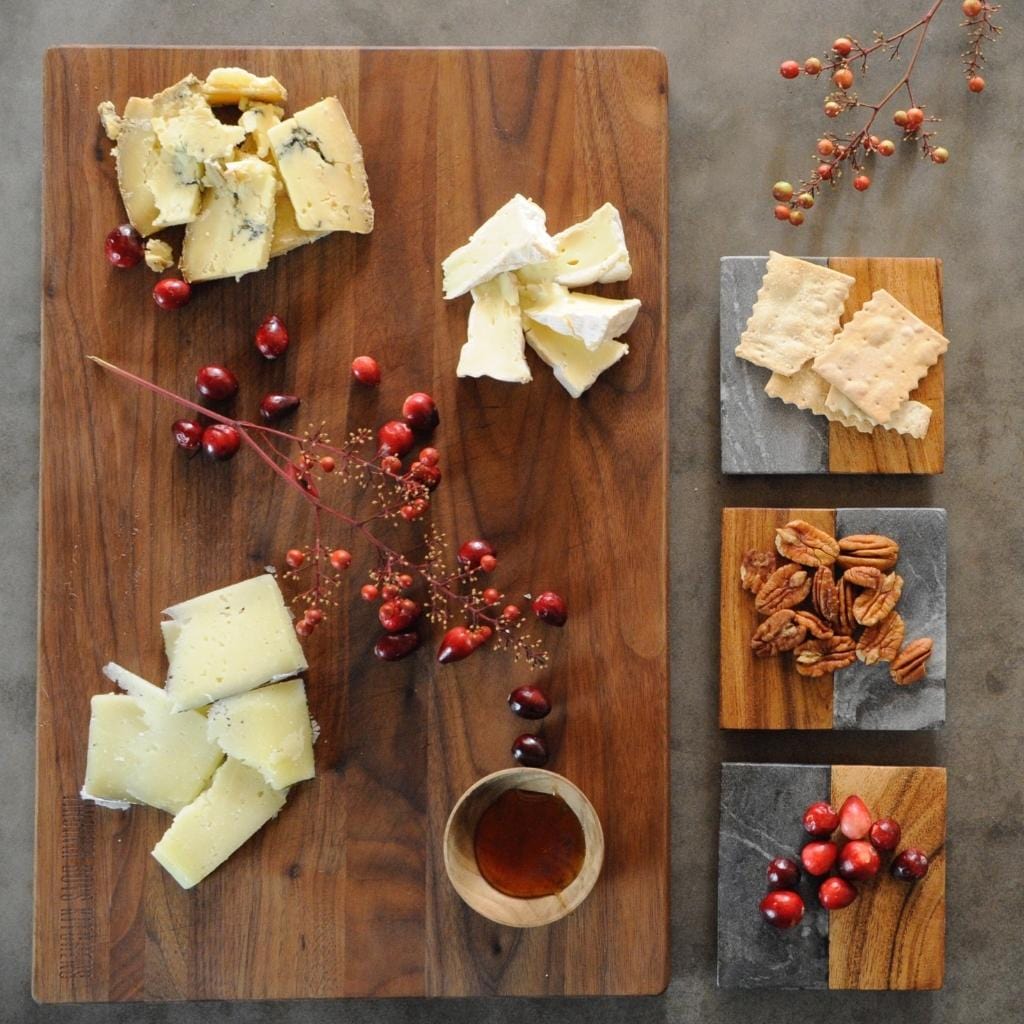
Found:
773,0 -> 1002,225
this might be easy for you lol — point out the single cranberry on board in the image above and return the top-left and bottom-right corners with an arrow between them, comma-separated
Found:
402,392 -> 439,432
818,876 -> 858,910
511,733 -> 549,768
104,224 -> 144,268
869,817 -> 902,852
839,795 -> 873,840
892,848 -> 930,881
801,841 -> 838,877
254,314 -> 290,359
201,424 -> 241,461
259,393 -> 301,422
803,801 -> 840,837
766,857 -> 801,891
351,355 -> 381,386
152,277 -> 191,310
171,419 -> 203,453
374,631 -> 421,662
759,890 -> 804,929
508,685 -> 551,720
533,592 -> 568,627
837,840 -> 881,881
377,419 -> 414,458
196,365 -> 239,402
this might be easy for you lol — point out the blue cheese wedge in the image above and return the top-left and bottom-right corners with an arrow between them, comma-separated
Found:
202,67 -> 288,107
100,95 -> 160,236
162,574 -> 307,711
268,97 -> 373,234
238,98 -> 284,159
179,157 -> 279,283
152,757 -> 287,889
442,194 -> 556,300
457,273 -> 532,384
518,203 -> 632,287
521,283 -> 641,350
81,663 -> 223,814
524,318 -> 629,398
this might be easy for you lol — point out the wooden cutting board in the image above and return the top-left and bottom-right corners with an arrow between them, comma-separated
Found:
35,46 -> 669,1001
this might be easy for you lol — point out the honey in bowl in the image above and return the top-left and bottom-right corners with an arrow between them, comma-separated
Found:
473,788 -> 586,898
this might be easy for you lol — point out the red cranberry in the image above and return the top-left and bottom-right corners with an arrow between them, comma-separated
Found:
402,392 -> 439,431
437,626 -> 478,664
285,548 -> 305,569
839,795 -> 873,840
508,685 -> 551,720
329,549 -> 352,571
153,277 -> 191,310
378,419 -> 414,457
801,841 -> 838,876
295,618 -> 315,638
457,539 -> 496,568
171,419 -> 203,453
304,608 -> 324,625
837,840 -> 881,881
196,365 -> 239,402
360,584 -> 379,602
502,604 -> 522,621
351,355 -> 381,386
201,424 -> 241,460
255,314 -> 289,359
818,876 -> 858,910
891,848 -> 929,881
418,447 -> 439,467
532,591 -> 568,627
482,587 -> 501,605
374,631 -> 421,661
869,817 -> 902,852
378,598 -> 420,633
803,801 -> 840,837
759,890 -> 804,929
511,733 -> 548,767
104,224 -> 144,268
766,856 -> 800,891
409,462 -> 442,490
259,393 -> 301,422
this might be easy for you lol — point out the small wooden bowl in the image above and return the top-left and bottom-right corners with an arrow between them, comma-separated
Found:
443,767 -> 604,928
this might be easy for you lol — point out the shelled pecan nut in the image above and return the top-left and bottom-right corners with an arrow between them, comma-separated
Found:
754,563 -> 812,615
812,565 -> 839,624
853,572 -> 904,627
794,635 -> 857,677
775,520 -> 840,568
835,577 -> 857,635
857,611 -> 905,665
740,548 -> 778,595
890,637 -> 934,685
843,565 -> 884,589
837,534 -> 900,571
751,610 -> 808,657
794,610 -> 834,640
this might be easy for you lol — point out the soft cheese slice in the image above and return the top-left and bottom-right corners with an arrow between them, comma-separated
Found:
180,157 -> 279,283
162,574 -> 307,711
202,67 -> 288,107
81,663 -> 224,815
152,757 -> 287,889
521,283 -> 641,351
442,194 -> 557,300
524,318 -> 629,398
104,96 -> 160,236
268,97 -> 373,234
519,203 -> 632,287
238,98 -> 284,159
457,273 -> 532,384
207,679 -> 315,789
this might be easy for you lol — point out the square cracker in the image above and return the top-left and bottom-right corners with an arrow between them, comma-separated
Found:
812,288 -> 949,424
824,385 -> 933,439
735,252 -> 855,375
764,366 -> 830,415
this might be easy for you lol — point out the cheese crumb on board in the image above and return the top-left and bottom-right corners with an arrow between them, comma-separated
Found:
457,273 -> 532,384
144,238 -> 175,273
521,283 -> 641,350
525,318 -> 629,399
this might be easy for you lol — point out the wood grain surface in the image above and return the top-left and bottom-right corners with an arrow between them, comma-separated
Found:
719,508 -> 835,730
828,765 -> 946,990
826,257 -> 945,475
35,46 -> 668,1002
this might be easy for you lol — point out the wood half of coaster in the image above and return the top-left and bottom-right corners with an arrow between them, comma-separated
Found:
717,763 -> 946,991
720,256 -> 945,474
720,507 -> 946,730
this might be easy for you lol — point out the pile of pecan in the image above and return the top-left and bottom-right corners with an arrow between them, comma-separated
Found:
741,520 -> 933,685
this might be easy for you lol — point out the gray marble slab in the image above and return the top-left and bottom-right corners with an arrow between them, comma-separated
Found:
720,257 -> 830,475
833,508 -> 947,731
717,763 -> 829,990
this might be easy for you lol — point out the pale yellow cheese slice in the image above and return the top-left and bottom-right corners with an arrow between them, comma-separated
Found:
270,188 -> 330,258
524,317 -> 628,398
202,67 -> 288,107
457,273 -> 532,384
518,203 -> 632,287
521,283 -> 641,350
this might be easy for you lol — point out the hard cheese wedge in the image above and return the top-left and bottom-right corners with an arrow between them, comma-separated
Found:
103,96 -> 160,236
207,679 -> 315,789
202,67 -> 288,107
521,283 -> 641,350
152,757 -> 287,889
525,318 -> 628,398
162,574 -> 308,712
268,97 -> 374,234
519,203 -> 632,287
457,272 -> 532,383
82,663 -> 223,814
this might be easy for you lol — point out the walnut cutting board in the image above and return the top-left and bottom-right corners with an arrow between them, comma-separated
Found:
35,47 -> 669,1001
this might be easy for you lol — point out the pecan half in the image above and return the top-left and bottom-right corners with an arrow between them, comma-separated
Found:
775,520 -> 840,567
751,610 -> 808,658
853,572 -> 904,627
857,611 -> 905,665
837,534 -> 900,571
740,549 -> 778,595
754,563 -> 812,615
890,637 -> 934,685
844,565 -> 884,589
794,610 -> 834,639
794,635 -> 857,677
812,566 -> 839,624
835,577 -> 857,635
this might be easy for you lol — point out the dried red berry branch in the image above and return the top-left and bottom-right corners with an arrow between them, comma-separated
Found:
88,355 -> 560,668
773,0 -> 1002,225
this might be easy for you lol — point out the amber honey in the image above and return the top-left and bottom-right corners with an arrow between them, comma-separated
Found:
473,788 -> 586,899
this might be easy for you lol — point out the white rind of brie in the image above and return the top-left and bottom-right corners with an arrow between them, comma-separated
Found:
521,283 -> 641,351
518,203 -> 632,287
457,273 -> 532,384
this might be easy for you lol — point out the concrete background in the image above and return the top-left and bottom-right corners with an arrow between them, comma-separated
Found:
3,0 -> 1021,1020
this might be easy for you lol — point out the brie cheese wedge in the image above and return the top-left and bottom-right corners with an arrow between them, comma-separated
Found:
521,283 -> 641,350
519,203 -> 632,287
524,318 -> 629,398
457,273 -> 532,384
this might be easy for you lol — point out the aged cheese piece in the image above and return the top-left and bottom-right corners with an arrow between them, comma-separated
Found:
238,98 -> 284,159
97,100 -> 121,140
442,194 -> 557,300
162,574 -> 308,712
519,203 -> 632,287
524,318 -> 628,398
207,679 -> 315,789
105,96 -> 160,237
812,288 -> 949,424
81,663 -> 223,815
270,188 -> 330,258
144,238 -> 175,272
202,67 -> 288,107
268,97 -> 373,234
152,757 -> 287,889
735,252 -> 855,375
521,283 -> 641,350
180,157 -> 279,283
457,273 -> 532,384
824,385 -> 933,439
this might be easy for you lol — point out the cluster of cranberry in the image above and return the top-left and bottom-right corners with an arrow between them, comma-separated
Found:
759,794 -> 931,930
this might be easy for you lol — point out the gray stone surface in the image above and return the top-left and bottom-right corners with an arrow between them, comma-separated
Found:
834,508 -> 947,731
717,763 -> 829,990
3,0 -> 1023,1021
720,257 -> 830,474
